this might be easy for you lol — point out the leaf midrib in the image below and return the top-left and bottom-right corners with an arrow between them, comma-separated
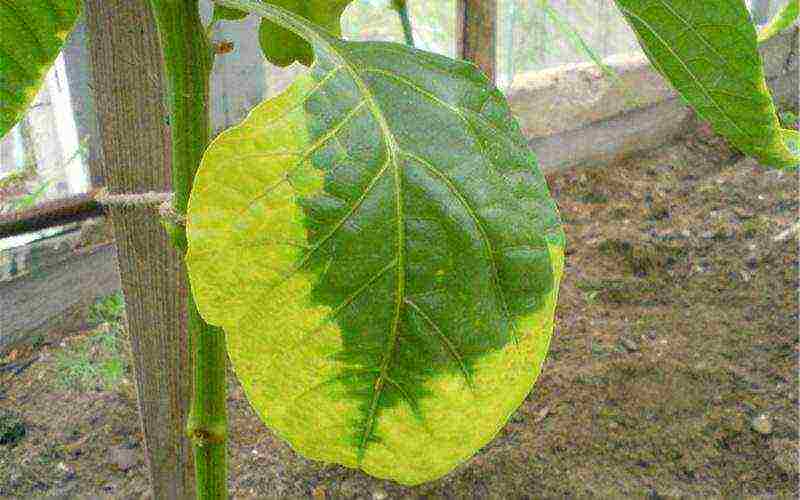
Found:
333,49 -> 407,464
311,41 -> 528,458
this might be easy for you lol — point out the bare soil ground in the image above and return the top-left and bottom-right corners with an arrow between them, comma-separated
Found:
1,133 -> 798,499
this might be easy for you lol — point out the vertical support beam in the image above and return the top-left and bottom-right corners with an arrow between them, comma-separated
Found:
456,0 -> 498,83
83,1 -> 195,498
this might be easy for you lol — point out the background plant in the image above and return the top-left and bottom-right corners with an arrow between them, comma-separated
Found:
57,293 -> 130,392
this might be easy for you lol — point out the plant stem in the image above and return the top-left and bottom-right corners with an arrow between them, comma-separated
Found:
392,0 -> 415,47
147,1 -> 227,498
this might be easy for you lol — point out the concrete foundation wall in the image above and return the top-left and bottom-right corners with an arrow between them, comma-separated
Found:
508,25 -> 798,170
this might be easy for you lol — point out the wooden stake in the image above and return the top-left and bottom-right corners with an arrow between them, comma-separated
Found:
84,1 -> 196,497
456,0 -> 498,83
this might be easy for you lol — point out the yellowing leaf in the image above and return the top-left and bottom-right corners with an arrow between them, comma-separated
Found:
188,0 -> 564,485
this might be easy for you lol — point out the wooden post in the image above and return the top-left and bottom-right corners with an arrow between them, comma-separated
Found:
83,1 -> 195,497
456,0 -> 498,83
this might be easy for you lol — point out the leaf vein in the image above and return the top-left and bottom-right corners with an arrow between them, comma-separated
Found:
402,150 -> 520,347
404,298 -> 474,390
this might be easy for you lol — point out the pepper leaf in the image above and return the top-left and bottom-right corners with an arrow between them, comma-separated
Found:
212,5 -> 249,22
189,0 -> 564,485
258,0 -> 352,67
614,0 -> 799,170
0,0 -> 80,139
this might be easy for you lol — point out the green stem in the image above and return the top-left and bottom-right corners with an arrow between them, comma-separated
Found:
392,0 -> 415,47
148,2 -> 227,498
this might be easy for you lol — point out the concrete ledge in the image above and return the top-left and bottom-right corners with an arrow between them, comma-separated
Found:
508,25 -> 799,170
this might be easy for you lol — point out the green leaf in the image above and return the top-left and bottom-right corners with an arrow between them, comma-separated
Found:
212,5 -> 248,22
0,0 -> 80,139
758,0 -> 799,43
188,0 -> 564,485
614,0 -> 799,170
782,128 -> 800,156
258,0 -> 352,67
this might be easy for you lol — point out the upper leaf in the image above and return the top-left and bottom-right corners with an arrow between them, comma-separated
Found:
0,0 -> 80,139
258,0 -> 352,67
614,0 -> 799,169
212,4 -> 249,22
189,0 -> 564,485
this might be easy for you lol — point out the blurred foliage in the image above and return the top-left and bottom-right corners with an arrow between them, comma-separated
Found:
0,410 -> 26,447
88,291 -> 126,327
57,293 -> 129,392
340,1 -> 640,88
0,162 -> 49,215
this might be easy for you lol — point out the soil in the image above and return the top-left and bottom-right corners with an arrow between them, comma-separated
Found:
1,133 -> 798,499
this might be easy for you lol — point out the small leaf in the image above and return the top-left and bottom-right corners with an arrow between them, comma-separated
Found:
614,0 -> 799,169
0,0 -> 80,138
258,0 -> 352,67
782,128 -> 800,156
758,0 -> 799,43
189,0 -> 564,485
213,5 -> 249,22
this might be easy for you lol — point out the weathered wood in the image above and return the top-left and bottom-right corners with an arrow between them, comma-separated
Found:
83,1 -> 195,498
456,0 -> 497,82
